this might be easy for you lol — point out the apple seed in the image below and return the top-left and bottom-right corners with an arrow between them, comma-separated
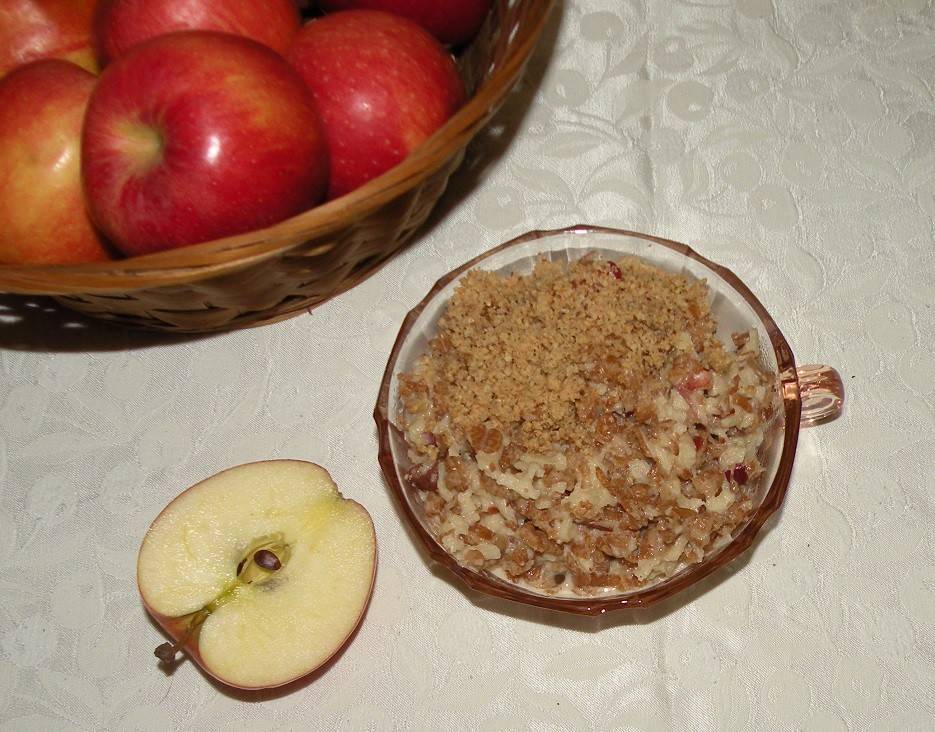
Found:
253,549 -> 281,571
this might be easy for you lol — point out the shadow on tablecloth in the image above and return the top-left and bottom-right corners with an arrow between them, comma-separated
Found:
0,294 -> 213,352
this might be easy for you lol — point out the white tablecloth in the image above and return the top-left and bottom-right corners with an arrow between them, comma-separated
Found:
2,1 -> 934,729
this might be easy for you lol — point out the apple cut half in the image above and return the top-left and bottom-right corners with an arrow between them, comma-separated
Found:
137,460 -> 376,690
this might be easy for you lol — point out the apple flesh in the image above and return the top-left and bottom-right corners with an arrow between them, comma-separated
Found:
137,460 -> 377,690
93,0 -> 302,65
0,0 -> 98,76
0,59 -> 111,264
289,10 -> 465,200
82,30 -> 329,256
318,0 -> 493,46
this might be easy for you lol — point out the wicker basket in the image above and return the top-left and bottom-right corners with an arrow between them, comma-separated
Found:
0,0 -> 554,333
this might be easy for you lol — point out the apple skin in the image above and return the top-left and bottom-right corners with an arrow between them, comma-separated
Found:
93,0 -> 302,66
137,460 -> 377,691
289,10 -> 465,200
0,0 -> 99,77
318,0 -> 493,46
82,30 -> 329,256
0,59 -> 111,264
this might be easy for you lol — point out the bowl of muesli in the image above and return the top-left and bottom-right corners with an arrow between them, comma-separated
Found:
374,225 -> 843,614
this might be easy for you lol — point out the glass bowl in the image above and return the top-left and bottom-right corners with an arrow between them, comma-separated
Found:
374,225 -> 843,615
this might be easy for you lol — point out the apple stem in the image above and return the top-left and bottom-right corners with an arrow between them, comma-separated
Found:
154,640 -> 180,664
153,606 -> 209,665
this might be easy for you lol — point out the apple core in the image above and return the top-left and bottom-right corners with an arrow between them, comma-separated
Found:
153,536 -> 291,665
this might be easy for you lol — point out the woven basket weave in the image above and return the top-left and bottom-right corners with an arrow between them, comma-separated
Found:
0,0 -> 554,333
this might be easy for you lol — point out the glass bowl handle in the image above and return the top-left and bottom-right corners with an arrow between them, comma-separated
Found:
795,364 -> 844,427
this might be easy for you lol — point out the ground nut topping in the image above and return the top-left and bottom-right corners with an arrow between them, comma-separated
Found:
397,255 -> 780,596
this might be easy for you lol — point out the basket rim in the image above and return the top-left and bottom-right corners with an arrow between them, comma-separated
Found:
0,0 -> 556,295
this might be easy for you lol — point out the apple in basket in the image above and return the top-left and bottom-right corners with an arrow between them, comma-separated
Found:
289,9 -> 465,200
317,0 -> 494,46
93,0 -> 302,64
137,461 -> 377,690
0,60 -> 112,264
81,30 -> 329,256
0,0 -> 99,77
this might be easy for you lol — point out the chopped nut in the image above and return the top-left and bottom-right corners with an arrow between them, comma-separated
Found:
397,255 -> 780,596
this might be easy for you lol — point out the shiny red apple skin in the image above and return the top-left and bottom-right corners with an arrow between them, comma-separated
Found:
289,10 -> 464,200
82,31 -> 329,256
93,0 -> 301,65
0,60 -> 111,264
318,0 -> 492,46
0,0 -> 99,76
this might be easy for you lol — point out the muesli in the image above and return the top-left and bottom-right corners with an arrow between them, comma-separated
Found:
396,254 -> 780,595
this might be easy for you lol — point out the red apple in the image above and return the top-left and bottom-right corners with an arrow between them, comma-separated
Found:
0,0 -> 98,76
318,0 -> 493,46
289,10 -> 464,200
0,59 -> 111,264
93,0 -> 301,66
82,30 -> 329,256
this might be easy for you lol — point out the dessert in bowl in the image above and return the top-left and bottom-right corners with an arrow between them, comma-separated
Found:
375,225 -> 843,614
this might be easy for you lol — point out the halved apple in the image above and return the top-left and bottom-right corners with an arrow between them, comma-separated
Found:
137,460 -> 376,690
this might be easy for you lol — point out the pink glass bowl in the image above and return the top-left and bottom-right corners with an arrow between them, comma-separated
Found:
374,225 -> 844,615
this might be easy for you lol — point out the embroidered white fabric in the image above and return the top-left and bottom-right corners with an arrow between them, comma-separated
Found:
1,1 -> 933,728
